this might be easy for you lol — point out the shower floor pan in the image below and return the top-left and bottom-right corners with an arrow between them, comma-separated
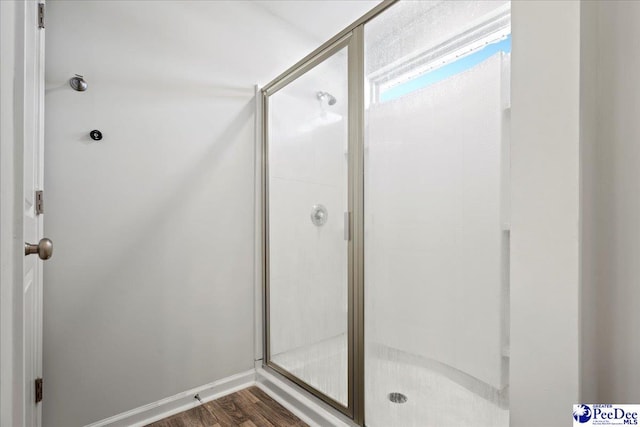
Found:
271,335 -> 508,427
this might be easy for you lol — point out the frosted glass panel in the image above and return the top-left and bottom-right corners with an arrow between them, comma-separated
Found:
267,48 -> 349,406
364,1 -> 510,426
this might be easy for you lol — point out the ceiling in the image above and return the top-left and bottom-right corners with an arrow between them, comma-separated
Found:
252,0 -> 382,44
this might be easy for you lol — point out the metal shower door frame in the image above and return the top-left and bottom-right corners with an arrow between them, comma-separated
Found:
260,2 -> 397,424
261,32 -> 356,419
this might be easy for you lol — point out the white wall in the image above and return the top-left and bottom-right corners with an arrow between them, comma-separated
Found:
581,0 -> 640,404
510,1 -> 581,425
43,2 -> 321,426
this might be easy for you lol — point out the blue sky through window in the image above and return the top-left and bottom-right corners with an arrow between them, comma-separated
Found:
379,34 -> 512,102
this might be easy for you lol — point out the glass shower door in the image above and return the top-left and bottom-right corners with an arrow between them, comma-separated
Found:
264,44 -> 351,411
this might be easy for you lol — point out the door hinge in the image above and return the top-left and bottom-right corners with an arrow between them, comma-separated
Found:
38,3 -> 45,29
35,378 -> 43,403
35,190 -> 44,215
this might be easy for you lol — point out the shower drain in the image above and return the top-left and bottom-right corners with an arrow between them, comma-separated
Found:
388,392 -> 408,404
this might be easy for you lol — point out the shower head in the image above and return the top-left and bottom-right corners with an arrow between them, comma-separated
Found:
317,91 -> 337,106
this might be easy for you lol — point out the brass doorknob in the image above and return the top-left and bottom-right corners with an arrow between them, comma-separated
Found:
24,238 -> 53,260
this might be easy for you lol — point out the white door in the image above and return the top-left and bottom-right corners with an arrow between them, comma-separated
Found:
22,1 -> 47,426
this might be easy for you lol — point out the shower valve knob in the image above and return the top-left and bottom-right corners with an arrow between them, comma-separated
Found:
311,204 -> 328,226
90,130 -> 103,141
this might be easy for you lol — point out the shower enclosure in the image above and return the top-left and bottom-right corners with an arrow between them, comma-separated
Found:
262,1 -> 511,425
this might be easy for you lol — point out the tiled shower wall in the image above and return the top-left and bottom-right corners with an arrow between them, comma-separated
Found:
364,53 -> 510,391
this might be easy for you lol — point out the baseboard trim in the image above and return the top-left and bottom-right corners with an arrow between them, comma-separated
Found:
84,364 -> 356,427
84,370 -> 256,427
254,361 -> 358,427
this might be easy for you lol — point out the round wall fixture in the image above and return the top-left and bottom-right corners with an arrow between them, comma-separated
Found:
388,392 -> 408,404
89,130 -> 103,141
69,74 -> 88,92
310,204 -> 328,226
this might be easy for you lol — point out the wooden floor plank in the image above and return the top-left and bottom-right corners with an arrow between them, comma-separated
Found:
185,405 -> 220,427
238,388 -> 261,404
253,401 -> 302,427
246,387 -> 282,408
210,394 -> 250,424
247,388 -> 302,426
241,387 -> 303,427
230,388 -> 277,427
145,386 -> 307,427
205,400 -> 243,427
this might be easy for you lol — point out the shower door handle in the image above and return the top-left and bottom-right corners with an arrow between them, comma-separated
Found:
25,238 -> 53,260
344,212 -> 351,241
